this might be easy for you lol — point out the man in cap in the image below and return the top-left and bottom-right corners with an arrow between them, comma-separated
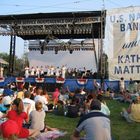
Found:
71,99 -> 111,140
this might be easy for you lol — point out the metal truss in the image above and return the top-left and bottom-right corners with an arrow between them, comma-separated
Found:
0,16 -> 101,39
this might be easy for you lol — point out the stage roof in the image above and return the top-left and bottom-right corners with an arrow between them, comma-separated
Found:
0,11 -> 105,40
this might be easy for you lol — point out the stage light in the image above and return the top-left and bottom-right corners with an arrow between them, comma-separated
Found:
54,47 -> 58,54
55,50 -> 58,54
81,40 -> 84,46
40,41 -> 45,54
68,41 -> 71,45
69,49 -> 73,54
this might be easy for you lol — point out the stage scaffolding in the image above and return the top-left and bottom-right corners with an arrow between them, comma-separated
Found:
0,11 -> 105,77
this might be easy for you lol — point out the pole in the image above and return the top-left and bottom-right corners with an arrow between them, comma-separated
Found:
100,0 -> 105,89
92,23 -> 98,73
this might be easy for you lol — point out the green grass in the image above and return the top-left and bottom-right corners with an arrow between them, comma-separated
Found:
46,100 -> 140,140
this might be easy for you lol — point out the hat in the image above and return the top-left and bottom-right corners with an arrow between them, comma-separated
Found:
3,96 -> 12,105
1,120 -> 19,138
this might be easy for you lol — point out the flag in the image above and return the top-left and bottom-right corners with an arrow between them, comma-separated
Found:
0,77 -> 5,82
35,78 -> 44,83
16,77 -> 24,82
77,78 -> 88,85
56,77 -> 65,84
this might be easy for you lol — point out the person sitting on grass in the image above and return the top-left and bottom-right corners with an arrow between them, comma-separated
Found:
97,94 -> 110,116
0,98 -> 40,139
30,101 -> 57,132
121,96 -> 140,123
0,119 -> 19,140
71,99 -> 111,140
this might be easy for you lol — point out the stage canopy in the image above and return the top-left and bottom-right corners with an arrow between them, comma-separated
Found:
0,11 -> 104,40
0,10 -> 105,74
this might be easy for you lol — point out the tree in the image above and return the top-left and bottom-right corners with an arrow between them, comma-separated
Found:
0,52 -> 29,76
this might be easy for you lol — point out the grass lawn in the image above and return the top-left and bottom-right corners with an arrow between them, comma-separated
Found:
46,100 -> 140,140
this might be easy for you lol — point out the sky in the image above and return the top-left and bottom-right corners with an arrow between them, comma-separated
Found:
0,0 -> 140,58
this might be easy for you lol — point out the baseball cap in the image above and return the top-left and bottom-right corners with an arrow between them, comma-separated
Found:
3,96 -> 12,105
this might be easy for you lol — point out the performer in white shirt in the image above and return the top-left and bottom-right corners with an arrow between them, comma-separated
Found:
36,66 -> 40,78
47,66 -> 51,76
55,67 -> 60,77
61,65 -> 67,79
50,66 -> 55,76
30,66 -> 35,76
40,66 -> 44,77
25,66 -> 29,78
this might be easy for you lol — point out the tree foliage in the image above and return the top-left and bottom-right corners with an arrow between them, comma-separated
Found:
0,52 -> 29,76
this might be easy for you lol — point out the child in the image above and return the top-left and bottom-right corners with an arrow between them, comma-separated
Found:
30,101 -> 57,132
30,101 -> 46,132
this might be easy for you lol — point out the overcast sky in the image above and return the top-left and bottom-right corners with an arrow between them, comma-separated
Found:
0,0 -> 140,58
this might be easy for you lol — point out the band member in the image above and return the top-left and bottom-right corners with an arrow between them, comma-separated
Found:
30,66 -> 35,77
40,66 -> 44,77
36,66 -> 40,78
25,66 -> 29,78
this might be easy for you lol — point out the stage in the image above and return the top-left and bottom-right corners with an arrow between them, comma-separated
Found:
0,77 -> 123,92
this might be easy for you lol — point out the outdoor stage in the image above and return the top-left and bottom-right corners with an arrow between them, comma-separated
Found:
0,77 -> 123,92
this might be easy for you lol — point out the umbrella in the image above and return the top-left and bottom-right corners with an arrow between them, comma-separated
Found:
0,58 -> 8,65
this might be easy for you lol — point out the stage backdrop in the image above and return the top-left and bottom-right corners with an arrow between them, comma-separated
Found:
28,39 -> 99,72
105,6 -> 140,80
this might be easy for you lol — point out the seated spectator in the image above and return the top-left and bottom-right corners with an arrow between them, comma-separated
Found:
0,98 -> 40,139
34,87 -> 48,112
84,94 -> 93,114
0,119 -> 19,140
2,95 -> 12,112
30,101 -> 46,132
97,94 -> 110,116
121,97 -> 140,123
53,100 -> 65,116
104,88 -> 110,98
66,98 -> 79,118
42,88 -> 50,104
30,101 -> 57,132
71,99 -> 111,140
22,91 -> 35,115
0,96 -> 7,113
52,88 -> 60,108
16,88 -> 24,100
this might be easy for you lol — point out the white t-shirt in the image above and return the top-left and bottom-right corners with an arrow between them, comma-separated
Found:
22,98 -> 35,115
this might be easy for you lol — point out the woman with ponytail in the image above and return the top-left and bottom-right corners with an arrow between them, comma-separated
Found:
1,98 -> 40,139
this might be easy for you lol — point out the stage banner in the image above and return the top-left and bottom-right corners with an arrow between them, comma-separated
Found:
16,77 -> 25,82
35,78 -> 45,83
77,78 -> 88,86
56,77 -> 65,84
105,6 -> 140,80
0,77 -> 5,82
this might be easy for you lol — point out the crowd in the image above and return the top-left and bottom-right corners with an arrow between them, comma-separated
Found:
0,77 -> 140,139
